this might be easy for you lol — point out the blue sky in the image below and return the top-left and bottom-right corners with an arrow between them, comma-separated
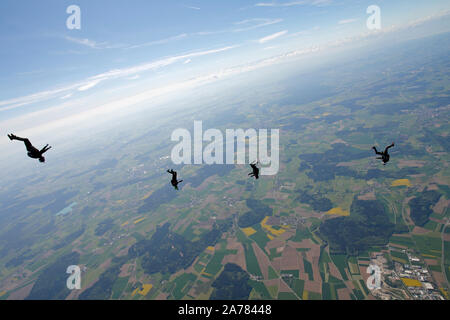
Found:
0,0 -> 449,141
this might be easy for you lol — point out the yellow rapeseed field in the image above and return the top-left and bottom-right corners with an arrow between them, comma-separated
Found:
391,179 -> 412,187
261,217 -> 286,237
303,290 -> 309,300
326,207 -> 350,216
138,284 -> 153,296
132,284 -> 153,296
401,278 -> 422,287
242,227 -> 257,236
134,217 -> 146,224
439,287 -> 449,299
141,191 -> 153,200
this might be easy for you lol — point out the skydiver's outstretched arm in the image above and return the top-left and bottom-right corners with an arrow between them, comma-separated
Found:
40,144 -> 52,154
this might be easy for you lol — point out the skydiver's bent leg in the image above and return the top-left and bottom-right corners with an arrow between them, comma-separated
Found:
384,143 -> 395,154
9,134 -> 33,151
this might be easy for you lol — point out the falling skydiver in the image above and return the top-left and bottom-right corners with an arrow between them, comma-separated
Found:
372,142 -> 395,165
248,161 -> 260,179
8,134 -> 51,163
167,169 -> 183,190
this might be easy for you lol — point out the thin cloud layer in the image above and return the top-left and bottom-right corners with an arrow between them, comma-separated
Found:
0,45 -> 237,111
338,18 -> 358,25
258,30 -> 288,43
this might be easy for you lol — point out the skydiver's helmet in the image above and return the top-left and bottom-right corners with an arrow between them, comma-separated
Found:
39,156 -> 45,163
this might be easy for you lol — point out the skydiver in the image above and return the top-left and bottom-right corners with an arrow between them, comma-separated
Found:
8,134 -> 51,163
167,169 -> 183,190
372,142 -> 395,165
248,161 -> 260,179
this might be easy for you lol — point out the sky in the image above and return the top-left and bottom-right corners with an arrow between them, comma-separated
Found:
0,0 -> 449,147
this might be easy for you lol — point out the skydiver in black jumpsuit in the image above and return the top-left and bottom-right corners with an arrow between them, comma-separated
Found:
248,162 -> 260,179
167,169 -> 183,190
8,134 -> 51,163
372,142 -> 395,165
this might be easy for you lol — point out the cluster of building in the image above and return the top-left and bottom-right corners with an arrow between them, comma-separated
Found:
103,233 -> 130,247
366,250 -> 446,300
279,215 -> 305,227
250,274 -> 264,281
393,251 -> 444,300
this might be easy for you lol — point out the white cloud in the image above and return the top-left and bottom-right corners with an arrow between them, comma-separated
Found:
65,36 -> 100,48
78,79 -> 103,91
233,18 -> 283,32
0,45 -> 238,112
338,18 -> 358,25
64,36 -> 126,50
126,19 -> 282,50
0,84 -> 82,111
2,9 -> 449,121
127,75 -> 140,80
85,45 -> 237,83
258,30 -> 288,43
184,5 -> 200,10
3,8 -> 449,143
63,36 -> 124,49
60,93 -> 73,100
126,33 -> 188,50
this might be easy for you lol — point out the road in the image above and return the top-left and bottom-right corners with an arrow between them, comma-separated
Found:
441,220 -> 449,288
